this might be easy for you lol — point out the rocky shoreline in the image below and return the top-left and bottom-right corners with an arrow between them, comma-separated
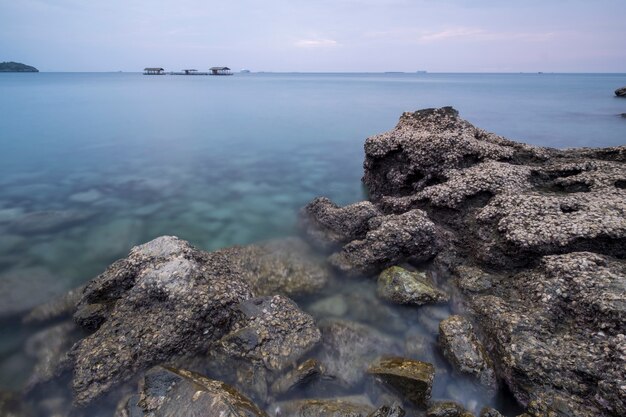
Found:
2,107 -> 624,417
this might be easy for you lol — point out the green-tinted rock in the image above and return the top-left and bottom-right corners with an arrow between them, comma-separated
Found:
367,356 -> 435,408
377,266 -> 448,306
274,398 -> 374,417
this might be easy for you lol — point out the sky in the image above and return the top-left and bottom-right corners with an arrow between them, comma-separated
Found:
1,0 -> 625,72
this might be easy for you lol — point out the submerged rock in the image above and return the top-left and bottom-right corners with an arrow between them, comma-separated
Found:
427,401 -> 473,417
23,284 -> 85,324
369,405 -> 406,417
438,315 -> 497,394
270,359 -> 323,397
0,267 -> 68,318
367,357 -> 435,408
117,366 -> 268,417
615,86 -> 626,97
0,391 -> 32,417
377,266 -> 448,305
273,398 -> 374,417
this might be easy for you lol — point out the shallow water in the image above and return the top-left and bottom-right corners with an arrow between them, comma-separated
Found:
0,72 -> 625,414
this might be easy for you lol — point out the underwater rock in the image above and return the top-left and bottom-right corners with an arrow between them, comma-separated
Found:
316,319 -> 401,387
220,295 -> 321,372
438,315 -> 497,394
272,398 -> 374,417
427,401 -> 473,417
307,293 -> 349,318
0,391 -> 33,417
23,284 -> 85,324
117,366 -> 268,417
300,197 -> 381,249
615,86 -> 626,97
0,267 -> 68,318
69,236 -> 254,405
368,405 -> 406,417
367,357 -> 435,408
270,359 -> 323,398
230,237 -> 330,298
329,209 -> 441,275
377,266 -> 449,305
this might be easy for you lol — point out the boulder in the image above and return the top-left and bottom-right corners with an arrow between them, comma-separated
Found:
438,315 -> 497,394
615,86 -> 626,97
479,407 -> 504,417
272,398 -> 374,417
116,366 -> 268,417
367,357 -> 435,408
427,401 -> 473,417
368,405 -> 406,417
377,266 -> 448,305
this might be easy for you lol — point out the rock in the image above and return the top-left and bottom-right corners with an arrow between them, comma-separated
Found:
615,86 -> 626,97
368,405 -> 405,417
427,401 -> 472,417
307,293 -> 348,317
220,295 -> 321,372
272,398 -> 374,417
367,357 -> 435,408
300,197 -> 381,249
329,209 -> 441,275
23,284 -> 85,324
438,315 -> 497,394
69,236 -> 254,405
0,391 -> 32,417
479,407 -> 504,417
230,237 -> 329,298
316,319 -> 401,387
119,366 -> 268,417
0,267 -> 68,318
270,359 -> 323,397
471,252 -> 626,416
377,266 -> 448,305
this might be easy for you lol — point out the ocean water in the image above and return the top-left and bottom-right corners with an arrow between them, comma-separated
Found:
0,72 -> 625,414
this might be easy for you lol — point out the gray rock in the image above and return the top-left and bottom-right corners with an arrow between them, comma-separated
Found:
479,407 -> 504,417
377,266 -> 448,305
300,197 -> 381,249
330,209 -> 441,275
316,319 -> 401,387
270,359 -> 323,397
118,366 -> 268,417
220,295 -> 321,372
23,284 -> 85,324
272,398 -> 374,417
615,86 -> 626,97
427,401 -> 472,417
368,405 -> 405,417
438,315 -> 497,394
367,357 -> 435,408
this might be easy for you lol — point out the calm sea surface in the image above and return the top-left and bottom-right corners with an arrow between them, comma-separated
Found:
0,72 -> 625,413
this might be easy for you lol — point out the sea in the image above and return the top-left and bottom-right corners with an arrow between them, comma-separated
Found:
0,72 -> 625,415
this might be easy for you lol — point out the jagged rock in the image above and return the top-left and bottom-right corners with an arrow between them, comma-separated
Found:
316,319 -> 401,387
220,295 -> 321,371
270,359 -> 323,397
69,236 -> 255,405
368,405 -> 406,417
367,357 -> 435,408
300,197 -> 381,249
427,401 -> 473,417
472,252 -> 626,416
329,209 -> 441,275
117,366 -> 268,417
615,86 -> 626,97
23,284 -> 85,324
377,266 -> 448,305
272,398 -> 374,417
479,407 -> 504,417
230,237 -> 330,298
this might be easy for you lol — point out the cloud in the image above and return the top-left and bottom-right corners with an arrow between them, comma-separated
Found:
417,27 -> 556,43
294,39 -> 338,48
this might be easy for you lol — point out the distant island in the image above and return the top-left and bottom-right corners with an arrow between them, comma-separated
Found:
0,61 -> 39,72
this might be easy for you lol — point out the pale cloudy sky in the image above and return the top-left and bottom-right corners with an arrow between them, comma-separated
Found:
1,0 -> 625,72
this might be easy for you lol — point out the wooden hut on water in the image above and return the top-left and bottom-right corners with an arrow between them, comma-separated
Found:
210,67 -> 233,76
144,67 -> 164,75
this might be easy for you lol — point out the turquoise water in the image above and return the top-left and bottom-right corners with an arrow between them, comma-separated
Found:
0,73 -> 625,407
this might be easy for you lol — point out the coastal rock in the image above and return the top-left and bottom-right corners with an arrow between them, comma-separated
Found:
300,197 -> 381,249
479,407 -> 504,417
427,401 -> 473,417
369,405 -> 406,417
23,284 -> 85,324
329,209 -> 441,275
117,366 -> 268,417
273,398 -> 374,417
316,319 -> 401,387
270,359 -> 323,397
367,357 -> 435,408
615,86 -> 626,97
0,391 -> 32,417
69,236 -> 254,405
377,266 -> 448,305
438,315 -> 497,394
220,295 -> 321,371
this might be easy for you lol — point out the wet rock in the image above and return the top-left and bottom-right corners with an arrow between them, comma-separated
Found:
438,315 -> 497,394
69,236 -> 254,405
367,357 -> 435,408
316,319 -> 401,387
615,86 -> 626,97
377,266 -> 448,305
454,266 -> 498,294
273,398 -> 374,417
368,405 -> 406,417
23,284 -> 85,324
230,237 -> 329,298
479,407 -> 504,417
300,197 -> 381,249
220,295 -> 321,372
119,366 -> 268,417
0,267 -> 68,318
8,210 -> 95,235
330,209 -> 441,275
427,401 -> 472,417
270,359 -> 323,397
